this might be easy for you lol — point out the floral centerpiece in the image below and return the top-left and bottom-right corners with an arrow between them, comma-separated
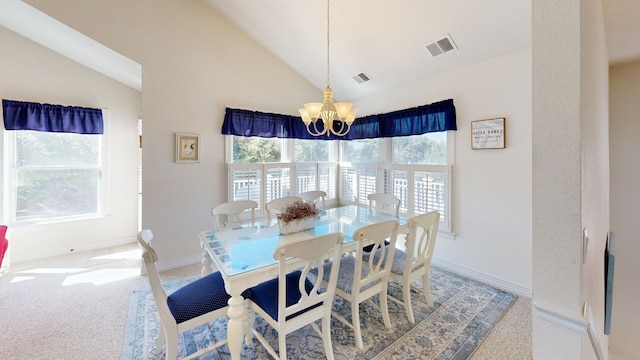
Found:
277,200 -> 320,235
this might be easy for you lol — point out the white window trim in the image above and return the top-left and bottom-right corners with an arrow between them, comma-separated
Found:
3,109 -> 109,226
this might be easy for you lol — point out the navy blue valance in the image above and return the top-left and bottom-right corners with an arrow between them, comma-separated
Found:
222,98 -> 456,140
221,107 -> 323,140
3,99 -> 104,134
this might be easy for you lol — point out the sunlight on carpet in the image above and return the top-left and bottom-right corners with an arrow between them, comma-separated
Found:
121,267 -> 516,360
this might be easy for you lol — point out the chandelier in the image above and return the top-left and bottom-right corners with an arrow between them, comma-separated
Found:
298,0 -> 356,137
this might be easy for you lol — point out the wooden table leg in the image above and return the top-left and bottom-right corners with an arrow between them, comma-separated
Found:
227,293 -> 246,360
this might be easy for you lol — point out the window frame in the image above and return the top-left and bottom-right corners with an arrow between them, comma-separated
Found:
4,110 -> 109,225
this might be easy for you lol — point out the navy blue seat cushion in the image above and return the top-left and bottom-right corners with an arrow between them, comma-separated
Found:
248,271 -> 322,321
167,271 -> 248,324
362,240 -> 390,253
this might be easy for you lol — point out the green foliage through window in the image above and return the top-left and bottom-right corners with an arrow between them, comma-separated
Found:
14,130 -> 102,221
295,139 -> 333,162
393,132 -> 446,165
232,137 -> 281,163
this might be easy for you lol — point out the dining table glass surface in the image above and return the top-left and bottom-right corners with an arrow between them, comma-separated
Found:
199,205 -> 407,277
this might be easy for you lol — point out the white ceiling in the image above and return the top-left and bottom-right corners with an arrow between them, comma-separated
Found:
0,0 -> 638,99
205,0 -> 640,102
0,0 -> 141,91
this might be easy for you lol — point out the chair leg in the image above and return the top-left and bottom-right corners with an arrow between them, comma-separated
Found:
165,330 -> 179,360
380,284 -> 392,328
278,331 -> 288,360
422,273 -> 434,307
352,301 -> 364,350
322,315 -> 335,360
155,323 -> 166,355
402,280 -> 415,323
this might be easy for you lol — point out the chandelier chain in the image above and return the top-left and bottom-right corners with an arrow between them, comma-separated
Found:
298,0 -> 356,137
326,0 -> 330,89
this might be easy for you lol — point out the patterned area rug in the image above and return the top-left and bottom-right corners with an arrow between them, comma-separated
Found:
121,267 -> 516,360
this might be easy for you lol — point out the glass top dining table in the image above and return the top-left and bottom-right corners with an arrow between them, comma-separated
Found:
199,204 -> 407,278
197,204 -> 407,360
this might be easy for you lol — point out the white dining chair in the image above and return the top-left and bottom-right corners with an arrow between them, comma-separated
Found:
367,211 -> 440,323
138,229 -> 249,360
211,200 -> 258,230
318,220 -> 399,349
247,232 -> 344,360
299,190 -> 327,210
265,196 -> 302,224
362,193 -> 400,252
367,193 -> 401,216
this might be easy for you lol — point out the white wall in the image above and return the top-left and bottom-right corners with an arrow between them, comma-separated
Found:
532,0 -> 609,358
355,48 -> 533,295
609,60 -> 640,360
580,0 -> 611,357
18,0 -> 321,267
137,1 -> 322,266
0,27 -> 141,262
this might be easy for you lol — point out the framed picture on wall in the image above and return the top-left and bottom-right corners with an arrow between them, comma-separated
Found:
471,117 -> 506,150
175,133 -> 200,163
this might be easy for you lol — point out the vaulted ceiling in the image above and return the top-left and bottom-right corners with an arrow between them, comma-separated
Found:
1,0 -> 638,99
205,0 -> 640,102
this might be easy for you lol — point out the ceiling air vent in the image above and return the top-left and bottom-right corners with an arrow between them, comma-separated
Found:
352,72 -> 371,84
425,34 -> 458,57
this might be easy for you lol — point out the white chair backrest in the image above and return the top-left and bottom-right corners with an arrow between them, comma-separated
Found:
367,193 -> 401,216
299,190 -> 327,209
405,211 -> 440,268
212,200 -> 258,230
353,220 -> 399,289
273,232 -> 343,324
265,196 -> 303,223
137,229 -> 172,322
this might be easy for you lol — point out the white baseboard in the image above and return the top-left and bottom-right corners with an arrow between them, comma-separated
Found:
533,299 -> 588,334
156,254 -> 202,272
431,257 -> 532,297
9,236 -> 138,265
610,348 -> 640,360
71,236 -> 138,254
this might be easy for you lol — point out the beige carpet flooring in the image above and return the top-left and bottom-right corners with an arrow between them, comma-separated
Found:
0,243 -> 531,359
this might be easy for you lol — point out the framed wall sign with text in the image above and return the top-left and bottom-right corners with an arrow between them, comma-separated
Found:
471,118 -> 506,150
175,133 -> 200,163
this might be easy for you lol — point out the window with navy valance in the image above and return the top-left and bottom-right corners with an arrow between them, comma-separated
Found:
222,98 -> 456,140
2,99 -> 104,134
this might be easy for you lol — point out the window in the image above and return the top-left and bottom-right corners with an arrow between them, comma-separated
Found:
226,132 -> 453,233
7,128 -> 107,223
338,163 -> 378,206
265,164 -> 293,202
386,132 -> 451,230
383,165 -> 450,231
342,138 -> 379,163
228,162 -> 338,217
232,136 -> 283,163
227,136 -> 339,215
392,132 -> 447,165
295,139 -> 336,162
339,132 -> 453,232
229,165 -> 262,208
